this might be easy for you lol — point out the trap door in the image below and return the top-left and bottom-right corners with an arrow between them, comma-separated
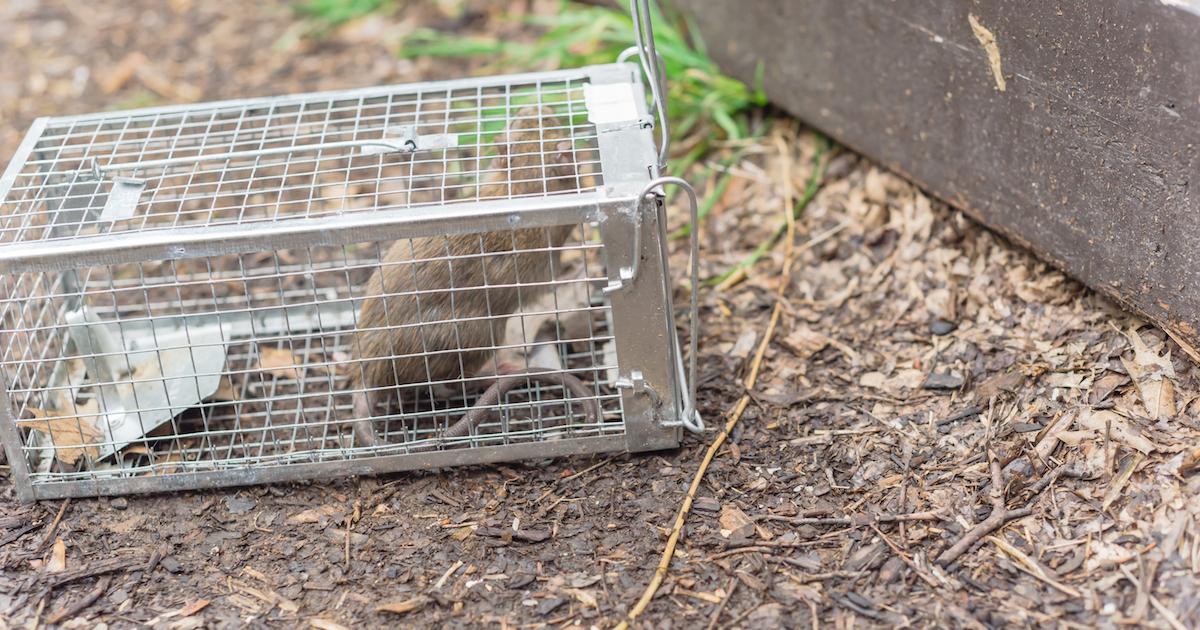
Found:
586,64 -> 683,452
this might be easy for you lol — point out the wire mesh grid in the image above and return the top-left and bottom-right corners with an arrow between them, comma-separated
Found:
0,225 -> 623,482
0,72 -> 602,244
0,64 -> 685,498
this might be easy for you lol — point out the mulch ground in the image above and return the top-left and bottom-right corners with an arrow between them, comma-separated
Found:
3,2 -> 1199,628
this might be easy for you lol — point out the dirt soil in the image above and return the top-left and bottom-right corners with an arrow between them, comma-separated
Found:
3,1 -> 1200,629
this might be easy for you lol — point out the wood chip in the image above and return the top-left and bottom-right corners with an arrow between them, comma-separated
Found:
178,600 -> 210,617
719,504 -> 755,539
309,620 -> 350,630
376,596 -> 430,615
47,538 -> 67,573
563,587 -> 598,608
288,504 -> 342,524
1102,452 -> 1146,511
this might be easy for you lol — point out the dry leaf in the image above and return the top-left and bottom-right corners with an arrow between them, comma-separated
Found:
718,504 -> 754,539
1121,328 -> 1177,419
884,369 -> 925,393
976,370 -> 1024,400
17,402 -> 105,464
1078,409 -> 1157,454
859,372 -> 886,388
376,596 -> 430,615
47,539 -> 66,573
259,346 -> 303,379
781,327 -> 830,360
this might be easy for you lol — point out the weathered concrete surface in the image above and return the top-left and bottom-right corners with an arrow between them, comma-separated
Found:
682,0 -> 1200,346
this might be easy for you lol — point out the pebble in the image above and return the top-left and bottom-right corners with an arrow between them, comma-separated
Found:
110,497 -> 128,510
537,597 -> 566,616
930,318 -> 958,336
225,496 -> 257,515
923,371 -> 965,390
161,556 -> 182,573
108,589 -> 129,605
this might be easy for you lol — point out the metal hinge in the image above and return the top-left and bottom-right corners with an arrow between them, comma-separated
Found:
615,370 -> 673,426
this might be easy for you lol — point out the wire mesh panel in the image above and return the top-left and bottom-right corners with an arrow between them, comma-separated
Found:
0,74 -> 602,244
0,64 -> 685,500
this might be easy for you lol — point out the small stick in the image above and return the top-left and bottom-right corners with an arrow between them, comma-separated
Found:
870,524 -> 939,589
40,499 -> 71,549
704,576 -> 738,630
723,596 -> 763,629
755,509 -> 943,526
559,458 -> 612,483
616,131 -> 803,630
0,522 -> 41,547
938,452 -> 1030,565
46,576 -> 111,625
935,405 -> 984,427
343,516 -> 352,572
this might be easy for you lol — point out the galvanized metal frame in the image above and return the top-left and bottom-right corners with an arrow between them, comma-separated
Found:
0,62 -> 687,501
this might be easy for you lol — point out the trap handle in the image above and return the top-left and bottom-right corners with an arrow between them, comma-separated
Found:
629,0 -> 670,169
639,176 -> 703,434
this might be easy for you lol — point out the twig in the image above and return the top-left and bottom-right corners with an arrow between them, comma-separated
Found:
937,452 -> 1030,565
40,499 -> 71,549
343,515 -> 352,572
616,130 -> 799,630
1023,464 -> 1079,497
704,576 -> 738,630
0,521 -> 41,547
47,554 -> 149,590
832,594 -> 886,621
1148,592 -> 1189,630
46,576 -> 111,625
777,566 -> 867,582
708,546 -> 776,561
724,597 -> 763,628
755,509 -> 943,527
869,524 -> 939,589
434,560 -> 463,590
988,536 -> 1080,598
560,458 -> 611,483
727,537 -> 849,550
936,405 -> 984,427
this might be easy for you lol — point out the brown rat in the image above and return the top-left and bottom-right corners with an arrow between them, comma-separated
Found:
349,105 -> 587,446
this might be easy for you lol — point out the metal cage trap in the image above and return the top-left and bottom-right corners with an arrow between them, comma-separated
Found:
0,1 -> 701,501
